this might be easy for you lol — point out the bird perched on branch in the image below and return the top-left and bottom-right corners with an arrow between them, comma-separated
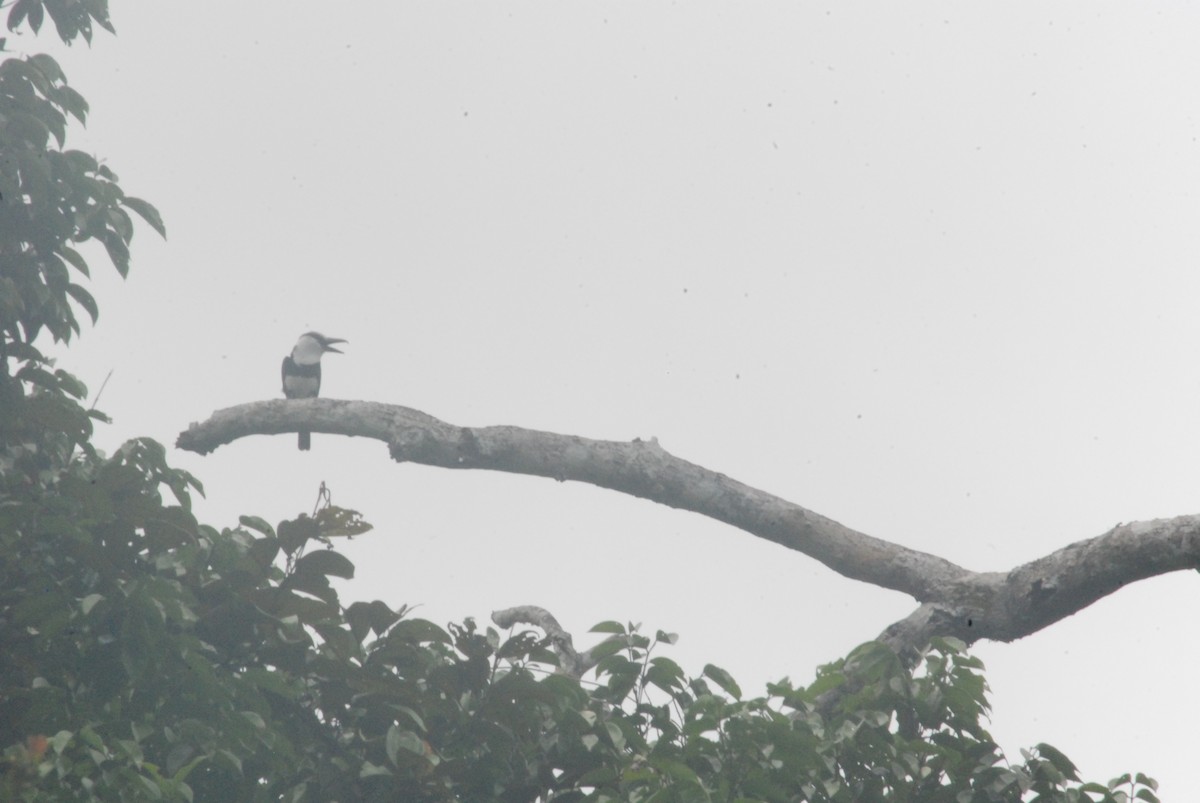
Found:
281,331 -> 346,450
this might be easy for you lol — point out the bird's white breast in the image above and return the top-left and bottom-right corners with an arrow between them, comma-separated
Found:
283,373 -> 319,397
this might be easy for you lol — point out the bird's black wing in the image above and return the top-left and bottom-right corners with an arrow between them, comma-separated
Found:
282,356 -> 322,399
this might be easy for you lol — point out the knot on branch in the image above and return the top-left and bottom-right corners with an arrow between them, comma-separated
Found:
388,426 -> 440,463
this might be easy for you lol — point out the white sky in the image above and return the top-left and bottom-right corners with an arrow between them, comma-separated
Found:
32,1 -> 1200,793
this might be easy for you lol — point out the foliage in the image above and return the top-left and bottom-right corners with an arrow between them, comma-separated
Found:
0,493 -> 1166,802
0,0 -> 162,365
0,2 -> 1163,801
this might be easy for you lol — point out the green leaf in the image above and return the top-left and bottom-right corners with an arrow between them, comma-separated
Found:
267,590 -> 340,625
136,776 -> 164,799
66,282 -> 98,324
703,663 -> 743,700
281,571 -> 337,604
7,0 -> 30,31
293,549 -> 355,580
25,1 -> 44,34
314,621 -> 357,660
604,722 -> 625,750
277,515 -> 319,555
57,369 -> 88,399
803,670 -> 846,698
49,731 -> 73,755
385,726 -> 427,765
587,637 -> 628,661
238,515 -> 275,537
577,767 -> 618,786
103,238 -> 130,277
590,620 -> 626,634
345,601 -> 373,642
57,84 -> 88,122
79,724 -> 104,750
28,52 -> 64,82
646,657 -> 685,693
385,618 -> 452,645
313,505 -> 373,538
1035,743 -> 1079,780
649,756 -> 702,786
358,761 -> 391,778
366,599 -> 402,635
247,536 -> 280,571
242,667 -> 300,699
123,195 -> 166,238
395,705 -> 427,733
239,711 -> 266,731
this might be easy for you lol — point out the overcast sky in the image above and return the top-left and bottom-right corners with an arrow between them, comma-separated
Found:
33,1 -> 1200,793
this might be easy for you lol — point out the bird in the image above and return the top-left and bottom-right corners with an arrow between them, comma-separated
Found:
281,331 -> 346,450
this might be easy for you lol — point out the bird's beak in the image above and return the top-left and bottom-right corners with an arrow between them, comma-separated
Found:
322,338 -> 347,354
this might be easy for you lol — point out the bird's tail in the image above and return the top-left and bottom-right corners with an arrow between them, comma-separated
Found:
298,431 -> 311,451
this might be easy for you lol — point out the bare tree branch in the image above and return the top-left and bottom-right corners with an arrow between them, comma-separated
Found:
492,605 -> 600,678
177,399 -> 1200,657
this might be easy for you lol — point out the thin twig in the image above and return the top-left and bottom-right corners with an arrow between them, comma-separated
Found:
89,369 -> 113,411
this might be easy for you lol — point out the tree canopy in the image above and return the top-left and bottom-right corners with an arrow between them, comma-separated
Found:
0,3 -> 1163,801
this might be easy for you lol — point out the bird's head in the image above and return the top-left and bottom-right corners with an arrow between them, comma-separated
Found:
307,332 -> 347,354
292,332 -> 348,363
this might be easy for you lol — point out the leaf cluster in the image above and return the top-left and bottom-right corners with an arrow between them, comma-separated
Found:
1,0 -> 163,362
0,468 -> 1167,801
7,0 -> 115,46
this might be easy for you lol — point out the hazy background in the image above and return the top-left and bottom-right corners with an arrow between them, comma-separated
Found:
33,2 -> 1200,793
